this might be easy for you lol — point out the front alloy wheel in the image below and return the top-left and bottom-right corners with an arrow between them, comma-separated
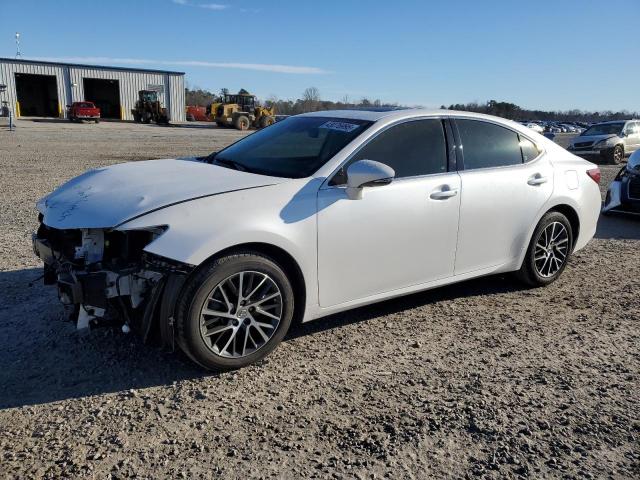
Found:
611,145 -> 624,165
200,271 -> 283,358
176,252 -> 294,371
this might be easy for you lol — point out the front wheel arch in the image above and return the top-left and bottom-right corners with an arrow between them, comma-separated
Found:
189,243 -> 306,326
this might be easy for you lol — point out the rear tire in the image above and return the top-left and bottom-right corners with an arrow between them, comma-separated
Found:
516,211 -> 573,287
176,252 -> 294,371
234,115 -> 250,131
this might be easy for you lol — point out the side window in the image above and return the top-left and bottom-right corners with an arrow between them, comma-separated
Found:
519,136 -> 540,162
457,119 -> 523,170
330,119 -> 447,185
624,122 -> 637,135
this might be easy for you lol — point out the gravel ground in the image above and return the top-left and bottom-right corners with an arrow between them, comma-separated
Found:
0,121 -> 638,479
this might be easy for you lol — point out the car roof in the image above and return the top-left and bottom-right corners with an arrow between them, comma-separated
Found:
297,108 -> 515,123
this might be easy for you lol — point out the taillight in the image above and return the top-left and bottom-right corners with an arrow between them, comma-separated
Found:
587,167 -> 601,184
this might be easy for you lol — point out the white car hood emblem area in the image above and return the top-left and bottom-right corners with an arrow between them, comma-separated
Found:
37,158 -> 285,229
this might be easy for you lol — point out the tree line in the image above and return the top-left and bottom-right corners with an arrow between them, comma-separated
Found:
442,100 -> 638,123
185,87 -> 638,122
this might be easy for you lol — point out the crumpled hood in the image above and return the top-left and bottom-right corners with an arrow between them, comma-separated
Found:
38,158 -> 285,229
571,134 -> 618,145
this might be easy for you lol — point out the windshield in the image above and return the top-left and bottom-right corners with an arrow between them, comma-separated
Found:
582,123 -> 624,136
210,116 -> 372,178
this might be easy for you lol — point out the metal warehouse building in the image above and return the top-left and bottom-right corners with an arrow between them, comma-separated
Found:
0,58 -> 185,122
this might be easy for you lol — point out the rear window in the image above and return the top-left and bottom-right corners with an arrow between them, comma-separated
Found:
519,137 -> 540,162
457,119 -> 523,170
78,102 -> 94,108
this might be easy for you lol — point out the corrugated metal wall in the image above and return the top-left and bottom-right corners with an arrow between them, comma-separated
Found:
0,59 -> 185,121
0,60 -> 67,117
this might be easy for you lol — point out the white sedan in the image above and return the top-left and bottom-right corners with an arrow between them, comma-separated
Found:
33,109 -> 602,370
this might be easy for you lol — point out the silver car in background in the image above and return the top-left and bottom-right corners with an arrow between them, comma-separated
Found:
568,120 -> 640,164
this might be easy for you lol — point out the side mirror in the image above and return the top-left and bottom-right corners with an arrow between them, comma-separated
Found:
346,160 -> 395,200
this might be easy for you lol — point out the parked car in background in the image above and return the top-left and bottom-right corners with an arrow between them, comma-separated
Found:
550,123 -> 568,133
32,109 -> 601,370
522,122 -> 544,134
567,120 -> 640,164
603,150 -> 640,215
562,124 -> 580,133
67,102 -> 100,123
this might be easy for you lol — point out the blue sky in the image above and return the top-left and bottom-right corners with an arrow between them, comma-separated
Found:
0,0 -> 638,112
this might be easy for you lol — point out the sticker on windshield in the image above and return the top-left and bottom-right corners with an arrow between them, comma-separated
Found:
319,121 -> 361,133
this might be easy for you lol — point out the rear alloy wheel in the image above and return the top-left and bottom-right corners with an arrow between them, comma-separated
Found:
611,144 -> 624,165
176,252 -> 294,370
517,211 -> 573,287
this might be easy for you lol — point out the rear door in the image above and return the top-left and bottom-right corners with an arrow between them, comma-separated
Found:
452,118 -> 554,275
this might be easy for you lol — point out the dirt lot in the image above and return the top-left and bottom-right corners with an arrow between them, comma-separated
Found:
0,120 -> 638,479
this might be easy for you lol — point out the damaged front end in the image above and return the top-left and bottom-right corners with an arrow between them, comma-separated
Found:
32,216 -> 193,348
603,151 -> 640,215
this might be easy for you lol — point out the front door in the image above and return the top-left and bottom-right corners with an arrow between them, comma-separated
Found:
317,118 -> 460,307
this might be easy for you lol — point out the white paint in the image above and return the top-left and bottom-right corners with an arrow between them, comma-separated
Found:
565,170 -> 579,190
38,159 -> 286,229
36,109 -> 602,324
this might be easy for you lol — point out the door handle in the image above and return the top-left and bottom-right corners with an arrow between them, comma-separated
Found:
430,188 -> 458,200
527,174 -> 548,186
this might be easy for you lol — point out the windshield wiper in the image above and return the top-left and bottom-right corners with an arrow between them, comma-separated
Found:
213,158 -> 248,172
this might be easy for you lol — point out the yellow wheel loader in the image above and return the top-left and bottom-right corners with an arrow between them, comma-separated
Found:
213,89 -> 275,130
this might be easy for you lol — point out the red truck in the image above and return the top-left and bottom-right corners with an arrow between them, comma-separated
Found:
67,102 -> 101,123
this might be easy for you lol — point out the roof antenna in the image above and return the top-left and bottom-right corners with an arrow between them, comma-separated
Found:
15,32 -> 21,59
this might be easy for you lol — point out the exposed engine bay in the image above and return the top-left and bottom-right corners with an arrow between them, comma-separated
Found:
32,215 -> 192,346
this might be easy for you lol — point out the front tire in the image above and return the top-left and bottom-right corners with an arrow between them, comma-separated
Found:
234,115 -> 250,131
516,211 -> 573,287
259,116 -> 274,128
610,144 -> 624,165
176,252 -> 294,371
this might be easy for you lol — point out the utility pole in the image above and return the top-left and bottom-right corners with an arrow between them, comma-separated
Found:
15,32 -> 21,58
